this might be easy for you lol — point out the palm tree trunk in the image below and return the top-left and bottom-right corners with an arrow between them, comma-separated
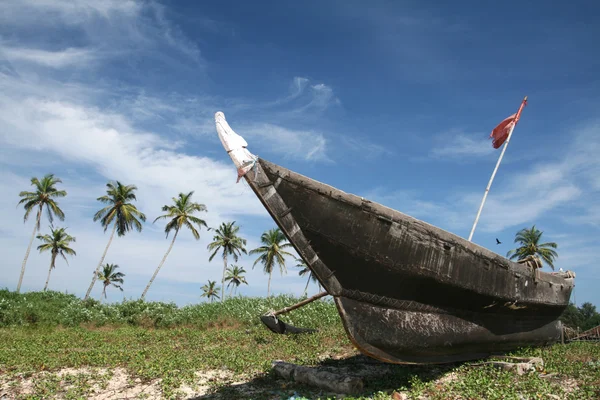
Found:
84,221 -> 117,300
303,275 -> 311,297
221,254 -> 227,302
140,230 -> 178,300
267,271 -> 272,297
17,206 -> 43,293
43,252 -> 57,291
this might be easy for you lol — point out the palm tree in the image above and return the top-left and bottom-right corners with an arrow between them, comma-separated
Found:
84,181 -> 146,300
224,265 -> 248,296
16,174 -> 67,292
296,258 -> 320,297
506,225 -> 558,270
36,226 -> 76,291
140,191 -> 207,300
97,263 -> 125,300
249,228 -> 294,297
201,280 -> 220,303
207,222 -> 247,302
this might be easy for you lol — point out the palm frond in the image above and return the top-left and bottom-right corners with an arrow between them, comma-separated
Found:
507,225 -> 558,270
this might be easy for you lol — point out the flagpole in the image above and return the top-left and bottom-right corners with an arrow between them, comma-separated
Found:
467,96 -> 528,242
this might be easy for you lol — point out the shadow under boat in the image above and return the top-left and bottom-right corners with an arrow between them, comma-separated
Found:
214,111 -> 576,364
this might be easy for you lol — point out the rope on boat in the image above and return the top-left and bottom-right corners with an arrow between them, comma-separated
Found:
237,155 -> 259,183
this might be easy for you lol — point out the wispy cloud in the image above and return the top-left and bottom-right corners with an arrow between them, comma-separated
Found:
340,136 -> 392,159
251,76 -> 341,113
365,121 -> 599,235
430,131 -> 495,159
364,188 -> 467,231
289,77 -> 310,99
295,82 -> 341,112
0,0 -> 142,24
1,0 -> 203,68
0,45 -> 97,68
91,77 -> 347,163
243,123 -> 330,162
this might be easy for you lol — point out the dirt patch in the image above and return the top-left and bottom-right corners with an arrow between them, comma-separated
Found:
0,367 -> 254,399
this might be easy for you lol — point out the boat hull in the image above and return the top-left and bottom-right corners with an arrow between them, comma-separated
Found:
246,159 -> 573,363
336,297 -> 561,364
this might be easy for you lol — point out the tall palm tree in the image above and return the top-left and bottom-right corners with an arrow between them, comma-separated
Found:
224,265 -> 248,296
84,181 -> 146,300
141,191 -> 207,300
507,225 -> 559,270
98,263 -> 125,300
16,174 -> 67,292
207,222 -> 247,302
201,280 -> 220,303
296,258 -> 320,297
249,228 -> 294,297
36,226 -> 76,291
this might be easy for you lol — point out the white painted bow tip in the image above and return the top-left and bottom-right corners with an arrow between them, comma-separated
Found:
215,111 -> 249,151
214,111 -> 256,178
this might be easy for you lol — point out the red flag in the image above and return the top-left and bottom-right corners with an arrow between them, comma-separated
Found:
489,97 -> 528,149
489,114 -> 516,149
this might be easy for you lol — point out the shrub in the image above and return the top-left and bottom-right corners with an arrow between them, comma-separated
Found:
0,289 -> 340,330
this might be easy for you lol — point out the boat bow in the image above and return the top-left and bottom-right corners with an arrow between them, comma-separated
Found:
215,111 -> 258,182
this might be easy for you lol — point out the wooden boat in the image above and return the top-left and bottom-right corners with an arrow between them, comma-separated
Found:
214,112 -> 576,364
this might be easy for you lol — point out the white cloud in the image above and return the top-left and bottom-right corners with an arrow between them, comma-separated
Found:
0,0 -> 142,24
564,121 -> 600,190
363,188 -> 467,232
430,132 -> 495,159
290,77 -> 309,98
475,184 -> 581,232
0,96 -> 268,226
366,121 -> 600,236
98,85 -> 335,163
243,123 -> 330,162
0,46 -> 97,68
293,82 -> 341,113
243,76 -> 341,114
340,136 -> 391,158
0,0 -> 202,66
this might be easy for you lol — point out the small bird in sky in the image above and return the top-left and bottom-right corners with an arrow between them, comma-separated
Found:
496,238 -> 502,245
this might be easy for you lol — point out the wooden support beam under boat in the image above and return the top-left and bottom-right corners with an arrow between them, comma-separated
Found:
261,291 -> 329,335
268,291 -> 329,317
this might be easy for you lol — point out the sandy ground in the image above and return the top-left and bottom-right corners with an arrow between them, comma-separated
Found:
0,367 -> 250,399
0,356 -> 579,399
0,362 -> 392,399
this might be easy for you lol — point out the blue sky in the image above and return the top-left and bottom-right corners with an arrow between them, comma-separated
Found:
0,0 -> 598,307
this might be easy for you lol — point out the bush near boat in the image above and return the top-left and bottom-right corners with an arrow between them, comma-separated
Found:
0,290 -> 599,400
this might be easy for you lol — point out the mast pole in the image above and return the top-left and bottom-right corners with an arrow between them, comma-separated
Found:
467,96 -> 528,242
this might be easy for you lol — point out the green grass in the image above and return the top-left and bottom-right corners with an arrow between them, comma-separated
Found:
0,289 -> 339,329
0,290 -> 598,399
